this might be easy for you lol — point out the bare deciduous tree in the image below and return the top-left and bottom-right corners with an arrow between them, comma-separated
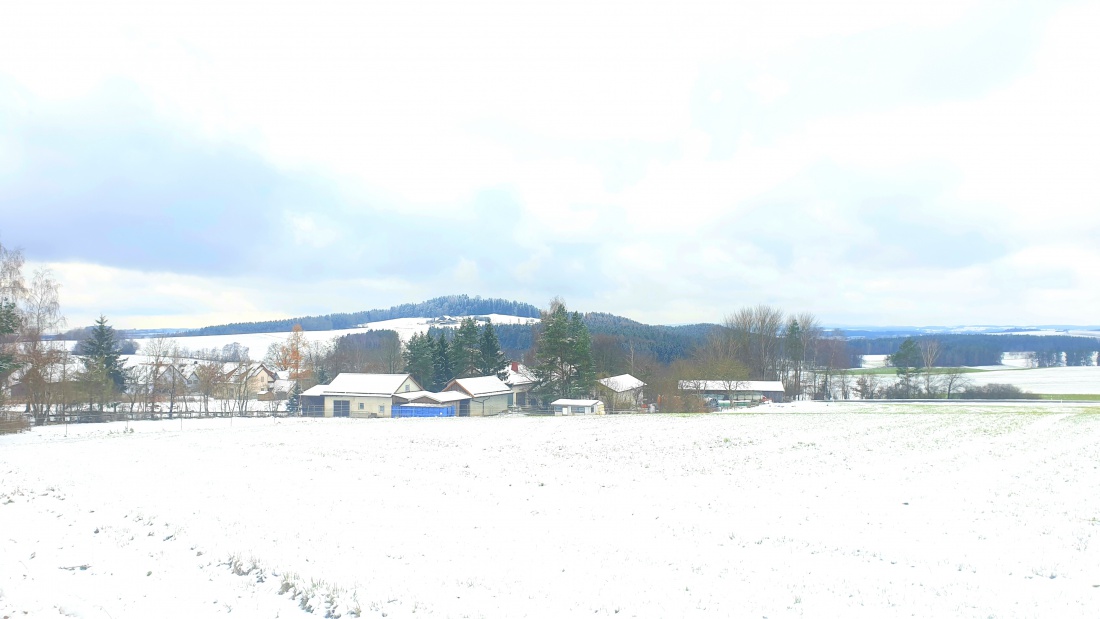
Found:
919,339 -> 942,397
941,367 -> 972,399
17,269 -> 66,424
726,305 -> 785,382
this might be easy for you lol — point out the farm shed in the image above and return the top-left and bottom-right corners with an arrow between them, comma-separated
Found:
597,374 -> 646,411
300,373 -> 422,418
677,380 -> 786,405
550,399 -> 605,415
445,376 -> 513,416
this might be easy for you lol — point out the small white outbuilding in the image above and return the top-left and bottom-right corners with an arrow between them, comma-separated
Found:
550,399 -> 605,416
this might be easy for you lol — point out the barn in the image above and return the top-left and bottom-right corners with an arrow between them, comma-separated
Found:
300,373 -> 422,418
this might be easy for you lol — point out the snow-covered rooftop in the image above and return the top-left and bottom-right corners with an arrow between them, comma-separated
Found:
501,363 -> 536,387
304,373 -> 418,397
447,375 -> 512,397
598,374 -> 645,393
394,390 -> 471,403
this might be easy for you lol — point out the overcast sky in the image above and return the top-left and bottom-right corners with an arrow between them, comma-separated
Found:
2,0 -> 1098,330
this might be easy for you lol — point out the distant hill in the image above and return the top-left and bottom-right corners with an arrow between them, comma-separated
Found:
179,296 -> 720,365
182,295 -> 542,336
467,312 -> 719,364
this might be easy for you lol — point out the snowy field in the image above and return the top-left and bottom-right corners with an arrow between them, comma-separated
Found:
967,366 -> 1100,395
3,403 -> 1100,618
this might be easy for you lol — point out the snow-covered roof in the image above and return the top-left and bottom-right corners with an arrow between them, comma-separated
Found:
425,391 -> 471,403
393,390 -> 433,401
447,376 -> 512,397
598,374 -> 645,393
300,384 -> 328,397
394,390 -> 471,404
501,363 -> 536,387
678,380 -> 785,393
221,361 -> 274,379
551,399 -> 602,407
304,373 -> 419,397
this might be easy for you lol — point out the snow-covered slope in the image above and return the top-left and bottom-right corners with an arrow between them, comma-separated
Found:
54,314 -> 539,358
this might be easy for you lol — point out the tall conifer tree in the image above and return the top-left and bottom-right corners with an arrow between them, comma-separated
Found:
477,319 -> 508,379
432,334 -> 454,391
80,315 -> 124,390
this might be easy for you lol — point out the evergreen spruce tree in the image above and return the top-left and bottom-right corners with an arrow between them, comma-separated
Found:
432,334 -> 454,391
533,299 -> 596,401
80,315 -> 125,391
287,382 -> 302,414
476,319 -> 508,379
0,300 -> 20,384
403,332 -> 435,389
567,311 -> 596,397
451,317 -> 481,378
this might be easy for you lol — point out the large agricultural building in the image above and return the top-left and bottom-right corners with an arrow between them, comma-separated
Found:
300,373 -> 515,418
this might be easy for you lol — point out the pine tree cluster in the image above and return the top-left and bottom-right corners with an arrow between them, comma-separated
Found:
403,319 -> 510,391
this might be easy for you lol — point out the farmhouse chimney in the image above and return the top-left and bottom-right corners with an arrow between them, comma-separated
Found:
511,361 -> 519,372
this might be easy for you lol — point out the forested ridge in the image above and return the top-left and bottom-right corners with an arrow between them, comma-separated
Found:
181,295 -> 1100,370
184,295 -> 541,336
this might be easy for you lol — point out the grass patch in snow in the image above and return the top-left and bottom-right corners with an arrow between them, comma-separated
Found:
1037,393 -> 1100,401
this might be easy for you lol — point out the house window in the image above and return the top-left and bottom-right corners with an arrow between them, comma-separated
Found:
379,404 -> 385,414
405,384 -> 410,392
358,402 -> 364,410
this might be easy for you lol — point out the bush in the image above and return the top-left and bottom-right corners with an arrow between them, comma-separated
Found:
956,383 -> 1039,399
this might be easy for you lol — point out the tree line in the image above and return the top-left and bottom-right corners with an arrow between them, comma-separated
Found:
848,334 -> 1100,368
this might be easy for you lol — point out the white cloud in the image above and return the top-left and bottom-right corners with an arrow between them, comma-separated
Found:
4,0 -> 1099,327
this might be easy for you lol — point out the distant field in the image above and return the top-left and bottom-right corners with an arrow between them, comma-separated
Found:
842,366 -> 986,375
842,365 -> 1100,396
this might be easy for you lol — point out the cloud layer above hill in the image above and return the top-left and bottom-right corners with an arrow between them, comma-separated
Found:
2,0 -> 1098,328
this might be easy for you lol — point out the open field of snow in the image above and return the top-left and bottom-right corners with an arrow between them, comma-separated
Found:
967,366 -> 1100,395
854,364 -> 1100,395
3,403 -> 1100,618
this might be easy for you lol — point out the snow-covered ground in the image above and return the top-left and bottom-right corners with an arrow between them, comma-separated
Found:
966,366 -> 1100,395
860,354 -> 890,368
3,403 -> 1099,618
